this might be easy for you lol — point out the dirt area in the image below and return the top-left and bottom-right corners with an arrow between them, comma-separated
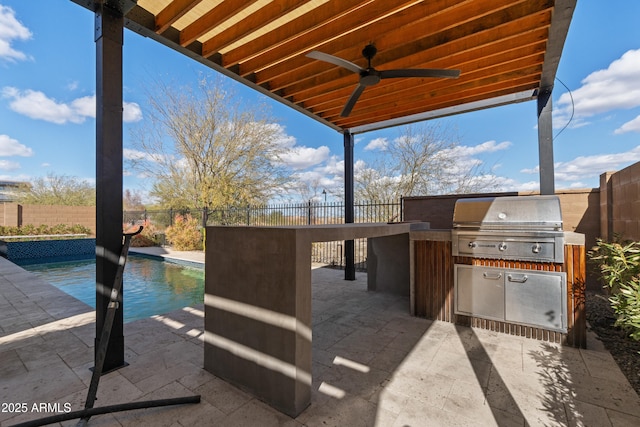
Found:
585,291 -> 640,396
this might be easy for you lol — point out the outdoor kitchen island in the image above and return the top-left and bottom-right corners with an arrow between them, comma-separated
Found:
203,222 -> 426,417
410,196 -> 587,349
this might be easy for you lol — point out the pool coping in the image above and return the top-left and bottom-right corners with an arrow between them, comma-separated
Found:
128,247 -> 204,269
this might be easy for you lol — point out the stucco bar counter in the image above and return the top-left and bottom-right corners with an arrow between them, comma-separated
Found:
203,223 -> 424,417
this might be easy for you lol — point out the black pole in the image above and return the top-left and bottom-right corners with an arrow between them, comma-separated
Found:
344,131 -> 355,280
95,1 -> 125,373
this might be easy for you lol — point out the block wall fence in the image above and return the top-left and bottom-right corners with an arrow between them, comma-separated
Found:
0,203 -> 96,235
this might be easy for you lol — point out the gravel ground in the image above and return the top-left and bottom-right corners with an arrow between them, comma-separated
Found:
585,291 -> 640,396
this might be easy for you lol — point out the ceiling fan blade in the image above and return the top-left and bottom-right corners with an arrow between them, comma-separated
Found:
380,68 -> 461,79
306,50 -> 363,74
341,84 -> 366,117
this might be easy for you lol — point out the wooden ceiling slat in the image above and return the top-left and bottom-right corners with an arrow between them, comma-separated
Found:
338,57 -> 544,115
332,77 -> 540,126
201,0 -> 315,58
283,9 -> 550,103
253,0 -> 492,85
332,67 -> 543,123
303,41 -> 546,112
336,82 -> 539,128
155,0 -> 202,34
280,23 -> 547,102
311,55 -> 544,117
220,0 -> 372,68
275,0 -> 543,88
236,0 -> 433,76
179,0 -> 261,47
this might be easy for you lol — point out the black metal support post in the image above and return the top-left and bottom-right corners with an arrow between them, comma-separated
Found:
344,131 -> 355,280
95,2 -> 125,373
537,86 -> 555,195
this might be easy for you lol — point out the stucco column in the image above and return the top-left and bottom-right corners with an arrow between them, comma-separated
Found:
537,87 -> 555,195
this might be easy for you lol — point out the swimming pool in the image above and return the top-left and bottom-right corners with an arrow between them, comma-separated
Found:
20,255 -> 204,322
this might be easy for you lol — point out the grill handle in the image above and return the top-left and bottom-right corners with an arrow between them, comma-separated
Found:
482,272 -> 502,280
507,274 -> 528,283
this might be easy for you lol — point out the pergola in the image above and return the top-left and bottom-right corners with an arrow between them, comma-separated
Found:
69,0 -> 576,372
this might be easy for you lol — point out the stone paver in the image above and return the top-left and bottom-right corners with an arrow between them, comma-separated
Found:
1,255 -> 639,426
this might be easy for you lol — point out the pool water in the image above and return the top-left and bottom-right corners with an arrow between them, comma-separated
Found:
21,255 -> 204,322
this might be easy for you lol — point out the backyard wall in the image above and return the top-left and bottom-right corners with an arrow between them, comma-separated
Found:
0,203 -> 96,235
600,161 -> 640,242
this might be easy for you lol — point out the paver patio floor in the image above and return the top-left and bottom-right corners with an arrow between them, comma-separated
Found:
1,255 -> 639,426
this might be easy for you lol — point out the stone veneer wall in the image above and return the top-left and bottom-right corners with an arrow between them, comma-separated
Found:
0,203 -> 95,235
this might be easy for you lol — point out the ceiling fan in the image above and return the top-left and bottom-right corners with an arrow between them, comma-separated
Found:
307,44 -> 461,117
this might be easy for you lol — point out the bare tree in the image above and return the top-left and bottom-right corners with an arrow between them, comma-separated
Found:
355,123 -> 498,201
127,76 -> 291,209
123,189 -> 145,211
16,173 -> 95,206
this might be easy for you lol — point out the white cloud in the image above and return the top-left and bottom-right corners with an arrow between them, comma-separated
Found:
123,148 -> 148,161
265,123 -> 297,148
280,145 -> 330,170
614,115 -> 640,134
444,140 -> 512,157
2,88 -> 143,124
0,134 -> 33,156
556,49 -> 640,125
521,145 -> 640,183
0,159 -> 19,170
0,5 -> 32,63
364,137 -> 388,151
124,101 -> 143,122
69,95 -> 96,121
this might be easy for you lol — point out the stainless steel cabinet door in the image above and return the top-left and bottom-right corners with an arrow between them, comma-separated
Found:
455,265 -> 505,321
504,270 -> 566,332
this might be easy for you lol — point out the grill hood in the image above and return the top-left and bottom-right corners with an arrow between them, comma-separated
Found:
452,195 -> 563,231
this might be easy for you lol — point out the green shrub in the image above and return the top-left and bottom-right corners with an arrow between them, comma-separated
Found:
589,237 -> 640,340
165,214 -> 203,251
0,224 -> 92,237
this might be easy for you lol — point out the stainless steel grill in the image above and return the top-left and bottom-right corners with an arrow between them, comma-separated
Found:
452,195 -> 567,332
451,195 -> 565,263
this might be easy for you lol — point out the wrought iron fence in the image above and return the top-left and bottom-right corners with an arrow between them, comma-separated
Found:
124,200 -> 402,271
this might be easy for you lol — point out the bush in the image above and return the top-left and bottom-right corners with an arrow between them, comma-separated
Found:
164,214 -> 203,251
589,237 -> 640,340
0,224 -> 92,237
126,220 -> 161,247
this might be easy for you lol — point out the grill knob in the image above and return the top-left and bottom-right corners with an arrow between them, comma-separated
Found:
468,242 -> 477,248
498,242 -> 507,251
532,243 -> 542,253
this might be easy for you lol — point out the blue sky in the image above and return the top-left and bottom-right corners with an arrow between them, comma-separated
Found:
1,1 -> 640,202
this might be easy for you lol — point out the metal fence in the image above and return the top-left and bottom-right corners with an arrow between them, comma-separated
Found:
124,200 -> 402,271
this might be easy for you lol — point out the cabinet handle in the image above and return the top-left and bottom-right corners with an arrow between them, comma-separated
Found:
482,272 -> 502,280
507,274 -> 528,283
